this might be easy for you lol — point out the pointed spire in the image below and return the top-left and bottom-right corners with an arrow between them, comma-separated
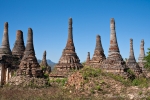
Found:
12,30 -> 25,57
23,28 -> 35,57
107,18 -> 122,60
91,35 -> 106,63
127,39 -> 136,62
68,18 -> 73,40
1,22 -> 10,48
0,22 -> 11,56
127,39 -> 141,75
40,50 -> 51,73
95,35 -> 104,52
40,50 -> 48,66
138,39 -> 146,62
86,52 -> 90,64
66,18 -> 75,50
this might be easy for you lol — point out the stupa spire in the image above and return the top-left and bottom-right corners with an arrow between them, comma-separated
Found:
128,39 -> 136,62
66,18 -> 75,50
107,18 -> 122,60
91,35 -> 106,63
1,22 -> 10,48
23,28 -> 35,56
127,39 -> 141,75
86,52 -> 90,64
12,30 -> 25,58
40,50 -> 51,74
40,50 -> 48,66
138,39 -> 145,62
0,22 -> 11,56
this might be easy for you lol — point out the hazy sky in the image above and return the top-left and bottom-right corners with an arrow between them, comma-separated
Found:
0,0 -> 150,63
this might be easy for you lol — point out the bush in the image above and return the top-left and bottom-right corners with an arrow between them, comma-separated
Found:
80,66 -> 101,80
132,78 -> 149,88
144,48 -> 150,71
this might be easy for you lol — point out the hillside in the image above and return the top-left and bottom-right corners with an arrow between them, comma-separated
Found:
1,66 -> 150,100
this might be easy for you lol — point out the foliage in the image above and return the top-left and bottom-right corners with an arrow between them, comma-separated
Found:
49,78 -> 67,86
106,73 -> 131,86
41,66 -> 46,70
95,85 -> 101,91
127,69 -> 135,76
44,73 -> 49,79
131,77 -> 149,88
80,66 -> 101,80
144,48 -> 150,71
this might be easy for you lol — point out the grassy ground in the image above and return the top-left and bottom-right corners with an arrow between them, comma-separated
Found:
0,66 -> 150,100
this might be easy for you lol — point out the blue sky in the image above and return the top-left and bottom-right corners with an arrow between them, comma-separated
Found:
0,0 -> 150,63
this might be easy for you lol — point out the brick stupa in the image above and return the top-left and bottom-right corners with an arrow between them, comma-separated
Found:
102,18 -> 127,74
40,51 -> 51,74
12,30 -> 25,59
90,35 -> 106,68
0,22 -> 12,56
138,39 -> 146,72
50,18 -> 83,77
17,28 -> 43,78
126,39 -> 141,75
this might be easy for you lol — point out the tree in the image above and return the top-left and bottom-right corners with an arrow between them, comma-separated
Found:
144,48 -> 150,70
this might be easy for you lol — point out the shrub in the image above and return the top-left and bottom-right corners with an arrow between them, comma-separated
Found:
144,48 -> 150,71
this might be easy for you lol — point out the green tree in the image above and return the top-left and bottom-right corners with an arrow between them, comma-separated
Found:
144,48 -> 150,71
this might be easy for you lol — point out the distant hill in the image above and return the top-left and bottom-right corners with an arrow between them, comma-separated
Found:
37,59 -> 56,70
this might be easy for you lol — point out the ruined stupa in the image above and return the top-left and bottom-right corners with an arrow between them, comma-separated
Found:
0,22 -> 12,56
9,28 -> 48,87
126,39 -> 141,75
17,28 -> 43,78
12,30 -> 25,59
0,22 -> 21,85
102,18 -> 127,74
50,18 -> 83,77
90,35 -> 106,68
85,52 -> 90,65
138,39 -> 146,72
40,51 -> 51,74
